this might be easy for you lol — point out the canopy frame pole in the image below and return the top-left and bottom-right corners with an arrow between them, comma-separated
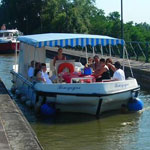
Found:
100,45 -> 103,57
15,42 -> 18,72
123,45 -> 125,71
79,47 -> 83,63
109,44 -> 111,57
92,47 -> 95,57
33,46 -> 36,66
85,46 -> 88,64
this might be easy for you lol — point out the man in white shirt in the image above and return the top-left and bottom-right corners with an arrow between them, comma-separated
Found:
37,63 -> 52,84
112,61 -> 125,81
28,60 -> 35,79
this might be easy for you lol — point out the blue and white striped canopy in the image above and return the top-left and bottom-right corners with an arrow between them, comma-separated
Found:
17,33 -> 124,48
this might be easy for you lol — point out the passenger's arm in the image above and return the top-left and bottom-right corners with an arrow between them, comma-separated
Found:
36,72 -> 46,82
93,67 -> 106,78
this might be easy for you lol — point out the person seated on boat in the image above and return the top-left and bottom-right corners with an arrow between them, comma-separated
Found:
53,48 -> 66,66
112,61 -> 125,81
36,63 -> 53,84
34,62 -> 41,77
106,58 -> 116,77
27,60 -> 35,80
92,55 -> 101,72
85,57 -> 93,68
1,24 -> 6,30
93,58 -> 110,82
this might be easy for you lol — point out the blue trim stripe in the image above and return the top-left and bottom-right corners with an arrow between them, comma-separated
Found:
44,41 -> 47,46
71,39 -> 74,47
86,38 -> 89,45
111,39 -> 114,45
91,38 -> 94,47
37,38 -> 124,48
96,39 -> 99,45
81,38 -> 84,47
101,39 -> 104,46
55,40 -> 58,46
106,39 -> 109,45
116,40 -> 119,45
38,42 -> 42,48
60,40 -> 63,47
76,39 -> 79,46
65,39 -> 68,46
49,41 -> 52,47
121,40 -> 124,45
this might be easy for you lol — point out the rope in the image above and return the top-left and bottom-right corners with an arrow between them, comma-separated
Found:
125,47 -> 134,77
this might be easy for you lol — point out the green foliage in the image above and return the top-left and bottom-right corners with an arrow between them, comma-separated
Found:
0,0 -> 150,45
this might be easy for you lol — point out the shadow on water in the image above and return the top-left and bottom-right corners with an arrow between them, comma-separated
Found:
12,92 -> 145,126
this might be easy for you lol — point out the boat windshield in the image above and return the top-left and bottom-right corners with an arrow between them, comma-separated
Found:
3,32 -> 12,37
0,30 -> 22,38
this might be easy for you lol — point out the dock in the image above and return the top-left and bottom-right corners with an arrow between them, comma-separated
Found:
0,79 -> 43,150
46,47 -> 150,89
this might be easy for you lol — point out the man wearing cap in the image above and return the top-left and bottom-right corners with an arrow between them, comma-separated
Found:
112,61 -> 125,81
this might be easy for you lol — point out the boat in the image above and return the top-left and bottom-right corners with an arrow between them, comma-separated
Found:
11,33 -> 141,116
0,29 -> 22,54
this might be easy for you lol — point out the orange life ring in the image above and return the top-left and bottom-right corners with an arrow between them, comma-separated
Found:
58,63 -> 74,74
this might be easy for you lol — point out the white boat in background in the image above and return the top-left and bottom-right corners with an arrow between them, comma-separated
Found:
0,29 -> 22,53
11,33 -> 141,116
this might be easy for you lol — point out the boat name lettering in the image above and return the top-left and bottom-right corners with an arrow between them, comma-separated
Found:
115,83 -> 129,88
58,85 -> 81,91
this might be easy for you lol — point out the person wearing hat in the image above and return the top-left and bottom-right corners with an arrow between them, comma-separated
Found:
112,61 -> 125,81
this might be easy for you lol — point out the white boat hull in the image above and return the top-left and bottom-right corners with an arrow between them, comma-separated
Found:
11,70 -> 139,115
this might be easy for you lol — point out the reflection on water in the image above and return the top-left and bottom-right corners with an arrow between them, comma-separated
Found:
30,92 -> 150,150
1,54 -> 150,150
0,54 -> 16,89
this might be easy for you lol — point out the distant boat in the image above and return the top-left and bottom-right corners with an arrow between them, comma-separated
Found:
0,29 -> 22,54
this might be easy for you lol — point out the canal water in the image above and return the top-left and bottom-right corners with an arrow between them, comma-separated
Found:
0,54 -> 150,150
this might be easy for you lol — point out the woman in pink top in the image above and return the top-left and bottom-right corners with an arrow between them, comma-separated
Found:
53,48 -> 66,66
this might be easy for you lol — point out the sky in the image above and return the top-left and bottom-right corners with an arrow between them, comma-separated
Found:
96,0 -> 150,24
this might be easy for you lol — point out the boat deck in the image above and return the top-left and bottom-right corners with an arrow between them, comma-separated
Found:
46,47 -> 150,89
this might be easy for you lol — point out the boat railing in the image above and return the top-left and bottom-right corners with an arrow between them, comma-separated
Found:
10,69 -> 33,88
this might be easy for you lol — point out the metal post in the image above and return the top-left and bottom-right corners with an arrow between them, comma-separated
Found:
120,0 -> 124,58
121,0 -> 124,40
145,43 -> 149,63
15,42 -> 18,72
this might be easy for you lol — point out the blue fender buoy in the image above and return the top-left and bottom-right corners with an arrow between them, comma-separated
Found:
128,98 -> 144,111
40,104 -> 56,116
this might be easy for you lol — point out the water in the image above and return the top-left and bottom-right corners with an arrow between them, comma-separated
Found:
0,54 -> 150,150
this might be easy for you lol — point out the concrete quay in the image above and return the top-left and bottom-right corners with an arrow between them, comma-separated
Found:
46,47 -> 150,90
0,79 -> 43,150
